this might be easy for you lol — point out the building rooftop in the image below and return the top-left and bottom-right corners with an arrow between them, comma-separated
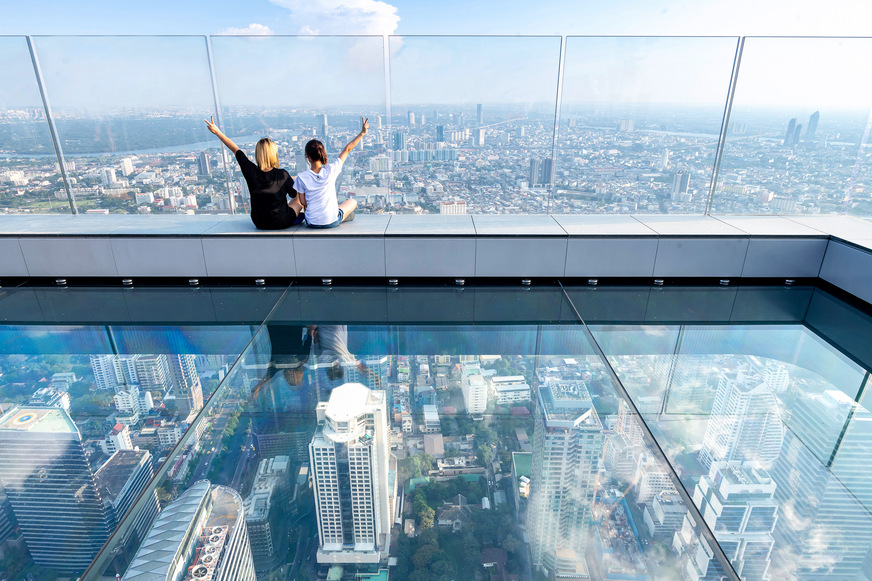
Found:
0,406 -> 79,435
94,449 -> 149,505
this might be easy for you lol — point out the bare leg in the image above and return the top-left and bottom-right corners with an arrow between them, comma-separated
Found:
339,198 -> 357,222
288,197 -> 304,215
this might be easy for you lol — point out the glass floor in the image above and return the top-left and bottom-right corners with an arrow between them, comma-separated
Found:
0,283 -> 870,581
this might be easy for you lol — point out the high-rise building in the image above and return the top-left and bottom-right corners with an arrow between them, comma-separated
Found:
408,111 -> 415,127
474,127 -> 485,147
477,103 -> 483,125
134,354 -> 170,391
770,390 -> 872,579
0,485 -> 16,545
318,114 -> 329,139
529,157 -> 541,187
793,123 -> 803,146
672,169 -> 691,201
310,383 -> 395,565
393,131 -> 407,151
461,362 -> 487,415
91,354 -> 140,390
436,125 -> 444,142
806,111 -> 820,140
94,449 -> 160,567
114,387 -> 154,416
120,157 -> 134,177
101,167 -> 118,186
294,149 -> 308,174
198,151 -> 211,177
661,148 -> 670,170
124,480 -> 256,581
698,370 -> 784,469
243,456 -> 290,565
784,118 -> 797,146
0,406 -> 113,573
762,362 -> 789,393
541,157 -> 554,186
675,461 -> 777,581
528,380 -> 603,578
168,354 -> 203,415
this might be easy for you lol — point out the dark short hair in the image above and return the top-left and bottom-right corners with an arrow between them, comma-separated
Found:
325,364 -> 344,381
305,139 -> 328,165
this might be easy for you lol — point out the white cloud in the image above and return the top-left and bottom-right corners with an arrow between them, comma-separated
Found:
217,23 -> 275,35
269,0 -> 400,35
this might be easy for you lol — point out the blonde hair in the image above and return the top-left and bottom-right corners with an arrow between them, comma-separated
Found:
255,138 -> 279,171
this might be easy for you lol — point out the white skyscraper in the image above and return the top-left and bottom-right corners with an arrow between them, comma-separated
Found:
528,380 -> 604,578
125,480 -> 256,581
461,362 -> 488,415
309,383 -> 395,565
120,157 -> 134,177
699,371 -> 784,469
674,461 -> 777,581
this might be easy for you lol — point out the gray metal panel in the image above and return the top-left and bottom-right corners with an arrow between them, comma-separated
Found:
741,238 -> 827,278
0,239 -> 29,276
475,237 -> 568,277
385,237 -> 475,277
653,237 -> 749,278
20,237 -> 118,277
819,241 -> 872,304
564,238 -> 657,277
294,237 -> 386,277
202,237 -> 296,277
111,238 -> 207,277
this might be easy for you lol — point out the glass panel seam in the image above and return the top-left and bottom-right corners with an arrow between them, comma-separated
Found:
706,36 -> 744,216
206,35 -> 238,215
558,281 -> 742,581
26,36 -> 76,215
80,284 -> 293,580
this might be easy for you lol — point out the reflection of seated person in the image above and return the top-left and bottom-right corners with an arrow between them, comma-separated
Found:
251,324 -> 314,399
314,325 -> 381,387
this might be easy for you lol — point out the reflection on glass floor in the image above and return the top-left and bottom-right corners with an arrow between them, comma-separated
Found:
0,285 -> 870,581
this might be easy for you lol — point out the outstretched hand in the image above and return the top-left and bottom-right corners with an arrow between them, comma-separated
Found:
360,117 -> 369,136
204,116 -> 221,136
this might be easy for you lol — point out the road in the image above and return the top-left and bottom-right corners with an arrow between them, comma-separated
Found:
230,432 -> 255,491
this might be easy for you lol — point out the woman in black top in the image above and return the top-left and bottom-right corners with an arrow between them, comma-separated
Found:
205,116 -> 304,230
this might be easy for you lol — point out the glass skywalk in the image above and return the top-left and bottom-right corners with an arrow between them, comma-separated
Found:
0,283 -> 870,580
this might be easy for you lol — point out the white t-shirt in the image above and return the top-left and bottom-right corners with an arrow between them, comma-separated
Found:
294,158 -> 344,226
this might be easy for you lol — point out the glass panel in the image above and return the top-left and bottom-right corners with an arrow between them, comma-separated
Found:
0,37 -> 67,214
712,37 -> 872,216
210,35 -> 386,216
556,37 -> 738,214
587,287 -> 872,580
90,286 -> 710,581
0,286 -> 264,579
31,36 -> 222,216
389,36 -> 561,214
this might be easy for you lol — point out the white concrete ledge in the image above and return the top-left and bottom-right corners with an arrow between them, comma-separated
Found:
0,214 -> 870,286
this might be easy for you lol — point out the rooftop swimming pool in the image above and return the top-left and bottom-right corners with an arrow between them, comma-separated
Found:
0,282 -> 869,581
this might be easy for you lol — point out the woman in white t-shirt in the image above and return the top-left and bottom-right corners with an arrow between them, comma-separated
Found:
294,117 -> 368,228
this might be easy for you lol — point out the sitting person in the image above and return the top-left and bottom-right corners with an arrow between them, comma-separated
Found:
204,116 -> 303,230
294,117 -> 368,228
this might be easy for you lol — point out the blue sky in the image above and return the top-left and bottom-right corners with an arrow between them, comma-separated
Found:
2,0 -> 871,36
3,0 -> 872,112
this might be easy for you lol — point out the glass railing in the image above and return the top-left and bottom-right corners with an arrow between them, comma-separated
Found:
2,283 -> 872,580
2,35 -> 871,222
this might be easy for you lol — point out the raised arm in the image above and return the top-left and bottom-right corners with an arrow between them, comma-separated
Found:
204,116 -> 240,154
338,117 -> 369,162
